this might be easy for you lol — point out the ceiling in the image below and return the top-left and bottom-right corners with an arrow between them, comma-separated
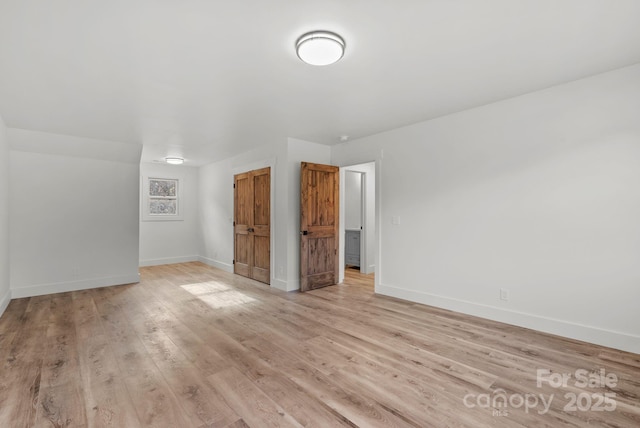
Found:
1,0 -> 640,166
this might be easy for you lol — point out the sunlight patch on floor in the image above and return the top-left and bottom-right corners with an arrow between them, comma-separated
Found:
180,281 -> 256,308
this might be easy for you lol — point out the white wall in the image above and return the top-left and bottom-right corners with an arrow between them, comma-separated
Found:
9,130 -> 141,298
332,64 -> 640,353
198,137 -> 330,291
139,163 -> 200,266
345,171 -> 362,230
0,116 -> 10,315
198,156 -> 237,272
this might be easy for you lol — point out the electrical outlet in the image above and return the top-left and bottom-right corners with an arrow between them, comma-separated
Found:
500,288 -> 509,301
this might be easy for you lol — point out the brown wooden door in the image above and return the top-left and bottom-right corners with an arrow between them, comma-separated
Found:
300,162 -> 339,291
234,167 -> 270,284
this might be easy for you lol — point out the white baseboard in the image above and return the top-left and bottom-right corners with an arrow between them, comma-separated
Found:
189,257 -> 299,291
287,279 -> 300,292
271,278 -> 300,292
365,264 -> 376,275
271,278 -> 288,291
140,255 -> 199,267
11,273 -> 141,299
377,282 -> 640,355
0,287 -> 11,318
198,256 -> 233,273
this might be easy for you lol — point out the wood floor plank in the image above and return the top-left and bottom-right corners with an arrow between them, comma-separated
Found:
93,286 -> 193,427
242,337 -> 422,427
40,295 -> 81,390
131,284 -> 356,426
71,289 -> 106,341
224,419 -> 251,428
120,286 -> 240,427
273,290 -> 500,390
206,367 -> 303,428
0,299 -> 49,428
0,297 -> 28,334
1,262 -> 639,428
126,293 -> 233,376
35,381 -> 87,428
75,331 -> 140,428
0,349 -> 43,427
251,373 -> 357,428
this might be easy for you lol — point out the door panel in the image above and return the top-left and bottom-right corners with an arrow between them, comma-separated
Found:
235,174 -> 250,225
234,167 -> 270,284
234,232 -> 250,277
234,172 -> 251,279
253,172 -> 270,226
300,162 -> 339,292
252,235 -> 270,284
308,170 -> 336,227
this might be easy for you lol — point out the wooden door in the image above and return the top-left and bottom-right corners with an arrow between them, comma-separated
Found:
234,167 -> 270,284
300,162 -> 339,291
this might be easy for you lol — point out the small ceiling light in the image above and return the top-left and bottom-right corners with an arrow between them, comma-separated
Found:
296,31 -> 345,66
165,157 -> 184,165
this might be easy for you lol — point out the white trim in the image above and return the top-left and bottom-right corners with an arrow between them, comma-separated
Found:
269,165 -> 276,287
287,279 -> 300,292
0,287 -> 11,317
337,159 -> 380,284
198,256 -> 234,273
375,155 -> 382,291
341,169 -> 366,276
377,282 -> 640,355
270,278 -> 289,291
359,171 -> 366,274
141,175 -> 184,221
140,255 -> 199,267
231,157 -> 276,175
270,278 -> 300,292
10,273 -> 140,299
338,167 -> 345,283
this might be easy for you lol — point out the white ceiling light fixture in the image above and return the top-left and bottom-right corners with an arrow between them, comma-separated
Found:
296,31 -> 345,66
165,157 -> 184,165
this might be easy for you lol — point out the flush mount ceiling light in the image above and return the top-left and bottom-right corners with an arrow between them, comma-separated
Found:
165,157 -> 184,165
296,31 -> 345,66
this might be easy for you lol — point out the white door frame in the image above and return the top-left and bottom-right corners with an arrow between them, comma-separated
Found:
339,161 -> 377,283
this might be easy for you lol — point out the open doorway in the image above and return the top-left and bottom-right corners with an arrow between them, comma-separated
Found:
339,161 -> 376,285
344,170 -> 364,272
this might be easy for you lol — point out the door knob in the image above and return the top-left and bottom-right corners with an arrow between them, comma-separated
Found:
300,230 -> 308,235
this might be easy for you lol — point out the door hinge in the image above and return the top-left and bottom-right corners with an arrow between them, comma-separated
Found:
233,221 -> 235,226
232,259 -> 235,265
233,183 -> 236,188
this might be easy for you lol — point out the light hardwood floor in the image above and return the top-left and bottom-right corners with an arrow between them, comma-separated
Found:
1,262 -> 639,427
